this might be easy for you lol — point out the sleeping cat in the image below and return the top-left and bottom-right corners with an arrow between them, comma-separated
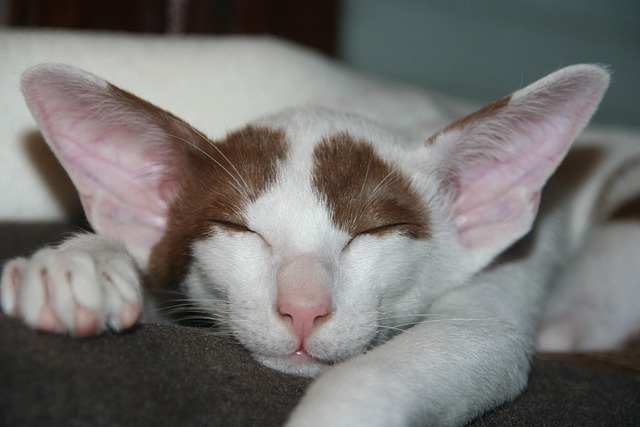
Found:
2,63 -> 639,425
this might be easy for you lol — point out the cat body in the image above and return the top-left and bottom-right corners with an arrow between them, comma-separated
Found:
2,61 -> 639,426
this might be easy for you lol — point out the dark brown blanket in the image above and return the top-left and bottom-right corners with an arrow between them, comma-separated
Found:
1,223 -> 639,426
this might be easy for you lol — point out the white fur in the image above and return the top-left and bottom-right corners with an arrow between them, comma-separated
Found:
2,51 -> 640,427
538,222 -> 640,351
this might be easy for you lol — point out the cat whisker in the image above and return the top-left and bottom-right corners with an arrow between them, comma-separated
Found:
157,127 -> 251,201
359,153 -> 374,198
375,324 -> 417,335
150,294 -> 233,324
368,166 -> 400,199
170,117 -> 255,201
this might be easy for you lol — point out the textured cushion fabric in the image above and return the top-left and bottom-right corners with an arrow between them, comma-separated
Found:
1,223 -> 639,426
472,357 -> 640,426
0,317 -> 310,427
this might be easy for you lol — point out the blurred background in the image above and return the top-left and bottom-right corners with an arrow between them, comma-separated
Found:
0,0 -> 638,126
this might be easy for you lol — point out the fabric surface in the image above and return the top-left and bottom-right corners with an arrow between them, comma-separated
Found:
0,316 -> 310,427
1,223 -> 639,426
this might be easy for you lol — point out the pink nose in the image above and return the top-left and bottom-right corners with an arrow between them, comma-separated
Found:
278,301 -> 332,340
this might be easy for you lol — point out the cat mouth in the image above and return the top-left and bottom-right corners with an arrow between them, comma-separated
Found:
257,350 -> 334,377
290,349 -> 325,363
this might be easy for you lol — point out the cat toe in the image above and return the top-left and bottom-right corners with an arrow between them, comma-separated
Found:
108,300 -> 141,331
36,304 -> 65,333
71,305 -> 101,337
98,258 -> 142,331
0,257 -> 27,316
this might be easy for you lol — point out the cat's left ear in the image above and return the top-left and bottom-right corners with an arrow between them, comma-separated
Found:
426,65 -> 609,268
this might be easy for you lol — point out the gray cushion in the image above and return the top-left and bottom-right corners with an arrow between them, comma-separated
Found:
1,223 -> 638,426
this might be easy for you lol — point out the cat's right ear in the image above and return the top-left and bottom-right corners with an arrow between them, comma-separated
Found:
21,64 -> 206,264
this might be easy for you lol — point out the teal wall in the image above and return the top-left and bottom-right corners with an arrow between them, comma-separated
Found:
338,0 -> 640,126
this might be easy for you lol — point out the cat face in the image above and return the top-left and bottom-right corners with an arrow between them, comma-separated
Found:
20,63 -> 608,377
167,108 -> 451,376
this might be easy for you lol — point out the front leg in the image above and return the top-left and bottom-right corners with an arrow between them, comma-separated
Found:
1,233 -> 142,337
287,277 -> 539,426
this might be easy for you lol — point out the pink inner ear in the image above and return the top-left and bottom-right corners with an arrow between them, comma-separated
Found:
22,64 -> 193,264
451,120 -> 578,253
454,121 -> 571,247
455,184 -> 542,250
435,65 -> 610,260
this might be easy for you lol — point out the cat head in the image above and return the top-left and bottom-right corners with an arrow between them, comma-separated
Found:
21,63 -> 608,376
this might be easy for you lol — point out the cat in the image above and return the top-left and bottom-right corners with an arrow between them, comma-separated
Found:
2,62 -> 639,426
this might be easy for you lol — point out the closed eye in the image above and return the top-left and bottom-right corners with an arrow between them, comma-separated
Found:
209,219 -> 272,251
210,219 -> 253,233
359,223 -> 415,236
343,223 -> 418,251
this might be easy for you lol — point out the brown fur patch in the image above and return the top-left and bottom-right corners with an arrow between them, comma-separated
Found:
596,156 -> 640,221
427,95 -> 512,145
610,196 -> 640,220
312,133 -> 430,239
147,126 -> 288,289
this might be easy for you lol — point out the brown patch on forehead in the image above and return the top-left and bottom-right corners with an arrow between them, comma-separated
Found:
312,133 -> 430,239
147,126 -> 287,289
427,94 -> 512,145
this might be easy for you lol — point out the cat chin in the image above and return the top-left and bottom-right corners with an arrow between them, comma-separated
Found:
256,351 -> 334,378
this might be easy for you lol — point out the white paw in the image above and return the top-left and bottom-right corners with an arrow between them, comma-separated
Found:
1,246 -> 142,337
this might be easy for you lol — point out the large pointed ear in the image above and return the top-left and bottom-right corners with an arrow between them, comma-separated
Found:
426,64 -> 610,268
21,64 -> 207,264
